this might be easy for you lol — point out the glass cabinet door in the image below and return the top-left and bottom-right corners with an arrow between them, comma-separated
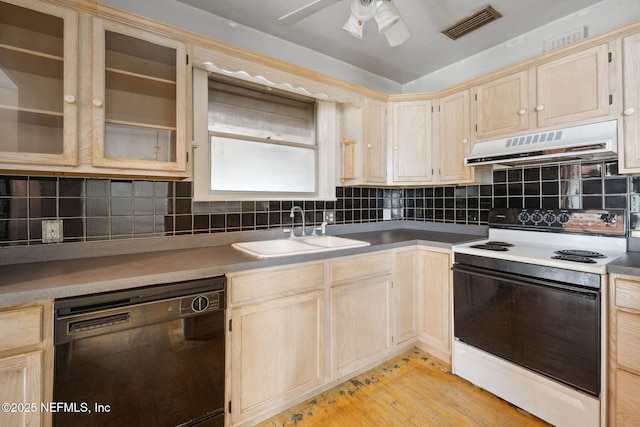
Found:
0,0 -> 78,166
91,18 -> 187,172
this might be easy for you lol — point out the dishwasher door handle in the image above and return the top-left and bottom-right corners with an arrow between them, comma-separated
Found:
68,312 -> 131,335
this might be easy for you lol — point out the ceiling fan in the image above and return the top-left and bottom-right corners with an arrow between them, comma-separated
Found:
279,0 -> 410,47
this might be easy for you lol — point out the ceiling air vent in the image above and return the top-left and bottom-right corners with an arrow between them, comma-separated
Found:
442,6 -> 502,40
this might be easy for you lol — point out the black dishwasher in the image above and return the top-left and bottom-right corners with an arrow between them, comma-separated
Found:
53,276 -> 226,427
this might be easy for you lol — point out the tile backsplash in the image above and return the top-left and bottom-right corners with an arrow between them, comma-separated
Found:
0,159 -> 637,246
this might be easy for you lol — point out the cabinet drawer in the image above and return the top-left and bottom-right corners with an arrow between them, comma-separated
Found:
229,262 -> 324,304
330,251 -> 391,283
616,279 -> 640,311
617,310 -> 640,374
0,306 -> 43,352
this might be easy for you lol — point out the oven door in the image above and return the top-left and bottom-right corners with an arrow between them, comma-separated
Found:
453,263 -> 600,396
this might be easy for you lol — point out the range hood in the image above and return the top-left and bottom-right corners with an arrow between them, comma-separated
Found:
465,120 -> 618,166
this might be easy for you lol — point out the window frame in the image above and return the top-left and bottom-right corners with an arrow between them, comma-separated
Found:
192,69 -> 337,201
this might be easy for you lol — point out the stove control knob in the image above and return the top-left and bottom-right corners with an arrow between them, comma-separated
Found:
517,211 -> 531,223
531,212 -> 543,224
601,214 -> 617,227
558,213 -> 571,225
543,212 -> 557,224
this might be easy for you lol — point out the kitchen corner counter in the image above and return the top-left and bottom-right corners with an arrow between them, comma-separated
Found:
607,252 -> 640,277
0,227 -> 484,306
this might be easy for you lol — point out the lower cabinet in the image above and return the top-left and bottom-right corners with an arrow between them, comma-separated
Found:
0,300 -> 53,427
609,274 -> 640,426
226,247 -> 453,426
331,274 -> 392,378
226,263 -> 325,427
230,290 -> 324,425
417,248 -> 452,363
394,248 -> 419,345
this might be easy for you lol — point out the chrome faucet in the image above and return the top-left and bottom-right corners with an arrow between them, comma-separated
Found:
289,206 -> 306,238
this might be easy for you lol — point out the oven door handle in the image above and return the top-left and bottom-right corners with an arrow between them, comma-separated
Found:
452,264 -> 598,298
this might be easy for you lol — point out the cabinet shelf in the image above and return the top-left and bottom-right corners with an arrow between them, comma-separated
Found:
0,3 -> 64,58
105,118 -> 176,131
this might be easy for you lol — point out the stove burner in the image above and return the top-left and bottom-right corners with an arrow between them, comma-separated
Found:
485,241 -> 514,247
554,249 -> 605,258
551,255 -> 597,264
470,244 -> 510,251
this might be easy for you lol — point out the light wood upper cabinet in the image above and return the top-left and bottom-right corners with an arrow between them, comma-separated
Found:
90,17 -> 187,173
0,0 -> 78,167
363,97 -> 388,184
535,43 -> 612,128
390,100 -> 433,183
438,89 -> 473,183
473,43 -> 614,143
621,31 -> 640,173
474,71 -> 529,140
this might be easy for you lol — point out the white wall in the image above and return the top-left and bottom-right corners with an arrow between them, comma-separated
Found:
403,0 -> 640,93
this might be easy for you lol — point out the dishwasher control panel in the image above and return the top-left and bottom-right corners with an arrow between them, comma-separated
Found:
180,290 -> 224,317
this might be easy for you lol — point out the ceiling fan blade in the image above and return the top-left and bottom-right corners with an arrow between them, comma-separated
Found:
279,0 -> 341,25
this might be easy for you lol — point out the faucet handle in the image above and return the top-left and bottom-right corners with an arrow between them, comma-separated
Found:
283,228 -> 295,239
312,222 -> 328,236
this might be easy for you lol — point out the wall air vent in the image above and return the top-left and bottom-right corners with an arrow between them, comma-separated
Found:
442,6 -> 502,40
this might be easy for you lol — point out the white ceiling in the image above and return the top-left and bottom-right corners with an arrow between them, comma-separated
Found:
176,0 -> 603,85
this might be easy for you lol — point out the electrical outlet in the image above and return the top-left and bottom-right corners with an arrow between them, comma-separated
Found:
323,210 -> 335,224
42,219 -> 63,243
631,194 -> 640,212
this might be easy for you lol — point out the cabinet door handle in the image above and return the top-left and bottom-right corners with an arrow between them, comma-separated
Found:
93,99 -> 104,107
64,94 -> 76,104
393,146 -> 398,150
367,144 -> 372,149
462,138 -> 469,144
624,107 -> 636,116
535,104 -> 544,111
518,109 -> 526,115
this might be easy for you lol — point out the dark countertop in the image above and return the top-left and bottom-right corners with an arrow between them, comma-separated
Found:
0,228 -> 484,306
607,252 -> 640,277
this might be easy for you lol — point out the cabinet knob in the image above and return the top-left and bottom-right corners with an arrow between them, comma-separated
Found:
64,94 -> 76,104
624,107 -> 636,116
518,109 -> 527,115
93,99 -> 104,108
367,144 -> 372,149
462,138 -> 469,144
535,105 -> 544,111
393,146 -> 398,150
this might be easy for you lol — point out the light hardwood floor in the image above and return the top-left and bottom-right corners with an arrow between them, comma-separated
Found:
258,349 -> 549,426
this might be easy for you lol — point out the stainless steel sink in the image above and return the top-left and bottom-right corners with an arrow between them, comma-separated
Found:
231,236 -> 370,258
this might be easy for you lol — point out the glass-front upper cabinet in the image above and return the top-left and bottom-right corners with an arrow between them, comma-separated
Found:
0,0 -> 78,166
91,18 -> 187,172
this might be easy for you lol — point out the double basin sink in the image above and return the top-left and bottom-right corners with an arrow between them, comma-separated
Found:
232,235 -> 370,258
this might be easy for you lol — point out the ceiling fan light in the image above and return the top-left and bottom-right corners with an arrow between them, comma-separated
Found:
382,1 -> 410,46
351,0 -> 376,21
342,14 -> 364,39
375,2 -> 399,33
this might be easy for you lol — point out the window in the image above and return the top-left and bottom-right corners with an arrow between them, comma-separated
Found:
193,71 -> 337,201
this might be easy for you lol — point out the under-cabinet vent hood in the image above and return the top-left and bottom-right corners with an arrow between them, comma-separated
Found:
465,120 -> 618,166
